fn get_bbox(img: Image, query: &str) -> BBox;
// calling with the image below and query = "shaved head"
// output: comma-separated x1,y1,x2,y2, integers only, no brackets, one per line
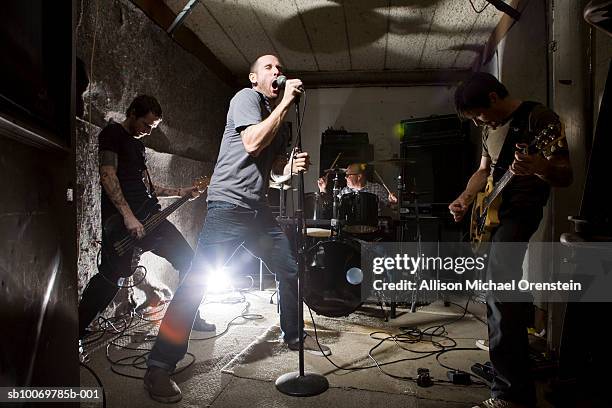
250,54,279,73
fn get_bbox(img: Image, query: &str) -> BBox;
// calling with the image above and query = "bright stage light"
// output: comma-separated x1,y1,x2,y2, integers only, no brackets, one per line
206,267,234,293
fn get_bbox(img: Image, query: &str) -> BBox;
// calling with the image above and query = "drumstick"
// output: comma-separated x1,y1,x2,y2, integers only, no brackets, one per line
329,152,342,170
373,169,392,195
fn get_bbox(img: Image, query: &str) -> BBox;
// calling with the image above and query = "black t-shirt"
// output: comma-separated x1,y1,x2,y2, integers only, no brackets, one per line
482,102,568,212
99,122,157,219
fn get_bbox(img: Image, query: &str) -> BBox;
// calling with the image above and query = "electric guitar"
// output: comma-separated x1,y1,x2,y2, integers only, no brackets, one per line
103,176,209,259
470,124,566,254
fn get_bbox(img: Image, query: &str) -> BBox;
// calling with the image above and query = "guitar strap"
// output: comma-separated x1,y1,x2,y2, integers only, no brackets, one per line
144,169,163,213
145,169,157,199
491,101,540,182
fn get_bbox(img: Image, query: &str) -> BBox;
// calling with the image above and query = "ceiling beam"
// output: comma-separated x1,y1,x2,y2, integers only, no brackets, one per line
286,69,472,88
130,0,237,87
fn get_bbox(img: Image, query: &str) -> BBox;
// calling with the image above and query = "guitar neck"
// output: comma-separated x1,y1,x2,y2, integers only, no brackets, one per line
484,169,514,209
143,194,190,228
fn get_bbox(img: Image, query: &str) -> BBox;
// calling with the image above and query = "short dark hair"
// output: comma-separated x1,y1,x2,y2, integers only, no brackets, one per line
249,57,261,73
454,72,509,118
126,95,162,119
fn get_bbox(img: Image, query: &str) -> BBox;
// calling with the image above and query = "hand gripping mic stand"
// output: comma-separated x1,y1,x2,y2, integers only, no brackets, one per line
275,90,329,397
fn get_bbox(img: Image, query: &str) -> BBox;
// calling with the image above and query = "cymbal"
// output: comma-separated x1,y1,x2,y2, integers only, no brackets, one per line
322,167,347,173
269,182,295,191
372,158,417,165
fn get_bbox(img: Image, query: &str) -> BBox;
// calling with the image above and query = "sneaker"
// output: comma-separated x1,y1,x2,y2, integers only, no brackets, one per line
473,398,528,408
192,315,216,332
287,334,332,356
143,367,182,403
476,339,490,351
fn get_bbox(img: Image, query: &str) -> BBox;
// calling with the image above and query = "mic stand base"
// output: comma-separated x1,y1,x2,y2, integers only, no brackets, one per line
275,371,329,397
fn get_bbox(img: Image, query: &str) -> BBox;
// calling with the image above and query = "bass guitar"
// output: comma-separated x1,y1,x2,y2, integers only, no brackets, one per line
103,176,209,258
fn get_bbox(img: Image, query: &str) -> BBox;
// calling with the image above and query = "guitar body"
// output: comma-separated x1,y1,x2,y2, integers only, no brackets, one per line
468,122,565,255
102,198,160,258
470,176,501,255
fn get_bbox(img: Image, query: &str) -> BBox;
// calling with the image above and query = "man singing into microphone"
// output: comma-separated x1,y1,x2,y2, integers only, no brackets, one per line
143,54,331,403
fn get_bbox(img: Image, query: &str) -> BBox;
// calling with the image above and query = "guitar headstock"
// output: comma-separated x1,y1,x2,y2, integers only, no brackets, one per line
193,176,210,193
532,123,566,156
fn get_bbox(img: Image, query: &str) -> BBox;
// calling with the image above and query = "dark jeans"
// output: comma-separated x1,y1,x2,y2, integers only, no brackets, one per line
486,208,542,406
78,219,193,338
147,201,299,371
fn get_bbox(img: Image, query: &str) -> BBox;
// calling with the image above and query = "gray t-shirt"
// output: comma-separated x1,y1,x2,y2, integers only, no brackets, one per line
207,88,289,208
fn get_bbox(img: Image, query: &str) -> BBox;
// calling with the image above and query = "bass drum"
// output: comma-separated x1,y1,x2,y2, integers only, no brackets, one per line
303,239,362,317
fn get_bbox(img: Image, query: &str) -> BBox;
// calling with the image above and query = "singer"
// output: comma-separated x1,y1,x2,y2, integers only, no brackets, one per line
143,54,331,403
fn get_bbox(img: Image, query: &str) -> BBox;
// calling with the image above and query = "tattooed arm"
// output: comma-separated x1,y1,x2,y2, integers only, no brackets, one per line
151,183,181,197
151,180,199,199
99,150,145,238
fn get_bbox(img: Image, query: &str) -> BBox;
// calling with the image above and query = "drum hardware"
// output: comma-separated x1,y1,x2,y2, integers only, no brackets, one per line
270,181,295,217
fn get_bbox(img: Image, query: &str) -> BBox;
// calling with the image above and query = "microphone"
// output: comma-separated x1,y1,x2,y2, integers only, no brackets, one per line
274,75,304,92
275,75,288,89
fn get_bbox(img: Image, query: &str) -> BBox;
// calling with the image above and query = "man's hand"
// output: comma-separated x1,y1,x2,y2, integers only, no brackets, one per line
317,177,327,193
510,143,547,176
124,213,145,239
388,192,398,204
281,79,304,105
182,186,201,201
291,151,310,174
449,196,470,222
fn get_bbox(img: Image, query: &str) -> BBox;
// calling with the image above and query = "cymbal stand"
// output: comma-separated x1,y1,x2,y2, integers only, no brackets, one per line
279,182,285,217
409,176,422,313
331,170,341,236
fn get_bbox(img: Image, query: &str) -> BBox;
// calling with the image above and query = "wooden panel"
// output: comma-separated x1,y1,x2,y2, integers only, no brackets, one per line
251,1,318,72
294,0,350,71
344,0,388,70
419,0,486,69
385,1,439,70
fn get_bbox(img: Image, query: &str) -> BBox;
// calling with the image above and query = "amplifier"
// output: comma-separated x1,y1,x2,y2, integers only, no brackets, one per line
401,114,465,145
321,127,369,145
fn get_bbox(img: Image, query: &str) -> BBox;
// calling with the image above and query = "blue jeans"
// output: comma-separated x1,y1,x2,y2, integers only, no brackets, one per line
148,201,299,371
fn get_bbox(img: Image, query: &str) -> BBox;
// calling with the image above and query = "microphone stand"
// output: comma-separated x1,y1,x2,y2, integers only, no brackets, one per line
275,93,329,397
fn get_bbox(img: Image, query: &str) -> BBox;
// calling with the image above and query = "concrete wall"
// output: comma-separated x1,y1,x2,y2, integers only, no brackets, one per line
285,86,457,195
75,0,235,299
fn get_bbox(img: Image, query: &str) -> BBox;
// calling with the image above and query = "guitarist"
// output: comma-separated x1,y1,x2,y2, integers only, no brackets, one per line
78,95,215,339
449,73,572,408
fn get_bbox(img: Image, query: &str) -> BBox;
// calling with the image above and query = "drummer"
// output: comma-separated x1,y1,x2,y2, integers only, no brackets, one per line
317,163,398,214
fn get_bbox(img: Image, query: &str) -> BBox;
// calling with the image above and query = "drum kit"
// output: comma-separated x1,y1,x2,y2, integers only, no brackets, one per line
274,155,429,318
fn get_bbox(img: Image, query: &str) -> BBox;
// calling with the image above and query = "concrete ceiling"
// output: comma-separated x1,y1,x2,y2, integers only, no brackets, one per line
160,0,507,86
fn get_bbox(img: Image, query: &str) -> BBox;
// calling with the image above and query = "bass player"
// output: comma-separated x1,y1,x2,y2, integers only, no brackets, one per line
78,95,215,339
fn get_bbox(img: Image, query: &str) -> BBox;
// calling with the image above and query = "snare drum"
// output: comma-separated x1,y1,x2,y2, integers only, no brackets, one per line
339,192,379,234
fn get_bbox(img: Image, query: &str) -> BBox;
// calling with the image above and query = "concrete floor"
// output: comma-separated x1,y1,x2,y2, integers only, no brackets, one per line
79,286,541,408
